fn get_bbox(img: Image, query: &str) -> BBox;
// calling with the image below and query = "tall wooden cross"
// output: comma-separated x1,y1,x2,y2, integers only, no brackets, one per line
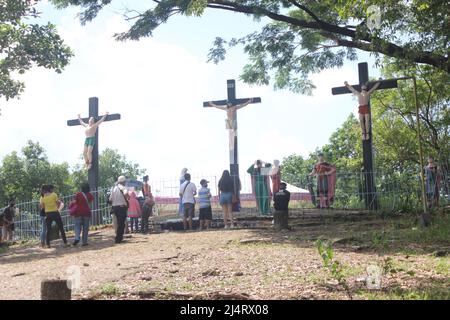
67,97,121,223
331,62,399,210
203,79,261,211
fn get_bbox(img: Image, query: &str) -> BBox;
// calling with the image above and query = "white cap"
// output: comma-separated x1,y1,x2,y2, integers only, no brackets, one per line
117,176,126,183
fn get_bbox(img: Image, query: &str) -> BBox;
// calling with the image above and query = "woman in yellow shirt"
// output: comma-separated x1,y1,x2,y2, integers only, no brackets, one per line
40,185,67,248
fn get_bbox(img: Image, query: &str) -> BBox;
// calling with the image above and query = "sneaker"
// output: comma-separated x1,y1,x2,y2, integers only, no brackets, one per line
72,240,80,246
224,225,229,229
81,243,89,247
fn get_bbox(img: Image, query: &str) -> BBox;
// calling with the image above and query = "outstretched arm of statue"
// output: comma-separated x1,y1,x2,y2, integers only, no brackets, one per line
94,112,109,127
209,101,227,111
368,79,382,94
309,167,317,176
236,98,253,110
344,81,358,94
78,114,87,127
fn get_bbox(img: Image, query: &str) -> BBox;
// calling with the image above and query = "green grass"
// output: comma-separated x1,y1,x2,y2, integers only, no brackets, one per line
359,286,450,300
100,282,120,296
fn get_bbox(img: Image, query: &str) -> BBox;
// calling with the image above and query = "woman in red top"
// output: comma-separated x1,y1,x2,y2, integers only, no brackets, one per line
72,183,94,246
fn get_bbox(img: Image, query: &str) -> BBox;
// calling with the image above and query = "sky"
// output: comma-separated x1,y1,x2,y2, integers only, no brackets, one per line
0,0,381,182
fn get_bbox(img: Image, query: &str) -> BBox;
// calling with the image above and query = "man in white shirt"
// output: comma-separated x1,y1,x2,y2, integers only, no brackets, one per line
179,173,197,231
109,176,129,243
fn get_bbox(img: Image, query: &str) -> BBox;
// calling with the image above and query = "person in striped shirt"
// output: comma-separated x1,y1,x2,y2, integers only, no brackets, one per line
197,179,212,230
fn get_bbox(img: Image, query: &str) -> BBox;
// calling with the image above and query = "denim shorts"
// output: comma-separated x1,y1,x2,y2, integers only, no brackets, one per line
219,192,233,205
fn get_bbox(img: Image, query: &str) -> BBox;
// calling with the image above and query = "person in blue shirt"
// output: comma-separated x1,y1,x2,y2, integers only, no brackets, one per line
198,179,212,230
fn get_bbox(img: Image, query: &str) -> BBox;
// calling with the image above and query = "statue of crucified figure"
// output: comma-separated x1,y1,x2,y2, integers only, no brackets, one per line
344,80,381,140
208,98,254,130
78,112,109,170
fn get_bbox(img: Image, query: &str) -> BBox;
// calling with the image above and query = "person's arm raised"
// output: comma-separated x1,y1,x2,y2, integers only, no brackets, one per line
78,114,87,127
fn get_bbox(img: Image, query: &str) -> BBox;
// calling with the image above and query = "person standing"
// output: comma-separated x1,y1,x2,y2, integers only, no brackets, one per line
141,194,155,234
127,188,141,233
198,179,213,230
424,156,442,209
72,183,94,246
247,160,272,215
309,153,336,209
1,200,17,242
179,173,196,231
178,168,188,216
218,170,235,228
38,185,49,247
109,176,129,244
143,175,151,197
41,185,67,248
269,159,282,194
273,182,291,230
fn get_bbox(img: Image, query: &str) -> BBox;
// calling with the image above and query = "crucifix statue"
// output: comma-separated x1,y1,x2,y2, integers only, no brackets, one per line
344,79,381,140
203,79,261,212
67,97,121,222
332,62,400,210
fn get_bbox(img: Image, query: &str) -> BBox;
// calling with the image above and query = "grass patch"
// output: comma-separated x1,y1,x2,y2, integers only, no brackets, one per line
359,286,450,300
100,282,120,296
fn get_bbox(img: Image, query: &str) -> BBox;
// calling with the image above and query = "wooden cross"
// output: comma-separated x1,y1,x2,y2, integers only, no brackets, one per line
67,97,121,222
203,79,261,211
331,62,399,210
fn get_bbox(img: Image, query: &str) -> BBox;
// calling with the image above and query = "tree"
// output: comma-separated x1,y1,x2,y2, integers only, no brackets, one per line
72,148,146,189
0,0,73,102
51,0,449,94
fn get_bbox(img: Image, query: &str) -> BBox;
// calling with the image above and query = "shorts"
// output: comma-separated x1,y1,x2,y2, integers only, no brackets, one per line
183,203,195,219
219,192,233,205
358,105,370,115
85,136,95,147
199,206,212,220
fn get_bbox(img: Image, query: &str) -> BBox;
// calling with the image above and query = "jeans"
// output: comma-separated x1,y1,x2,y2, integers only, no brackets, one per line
40,216,47,244
74,216,90,245
113,206,128,243
129,217,139,232
45,212,67,246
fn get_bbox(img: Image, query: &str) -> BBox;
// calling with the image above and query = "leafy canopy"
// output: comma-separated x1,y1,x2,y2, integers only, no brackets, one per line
51,0,449,94
0,0,73,102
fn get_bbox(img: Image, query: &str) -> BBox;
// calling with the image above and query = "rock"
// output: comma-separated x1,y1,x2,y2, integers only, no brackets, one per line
233,272,244,277
83,263,89,267
116,263,121,266
433,250,448,257
41,279,71,300
12,273,26,277
140,276,152,281
202,269,220,277
169,269,179,274
239,238,272,244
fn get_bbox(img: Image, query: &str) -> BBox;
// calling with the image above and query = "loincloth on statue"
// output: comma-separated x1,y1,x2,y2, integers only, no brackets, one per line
358,105,370,115
84,136,95,147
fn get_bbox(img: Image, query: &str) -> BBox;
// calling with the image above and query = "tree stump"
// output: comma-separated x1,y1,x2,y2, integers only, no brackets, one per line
41,279,71,300
273,210,289,230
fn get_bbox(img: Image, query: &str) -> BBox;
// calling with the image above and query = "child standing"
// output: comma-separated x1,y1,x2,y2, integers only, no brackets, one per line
127,188,141,233
198,179,213,230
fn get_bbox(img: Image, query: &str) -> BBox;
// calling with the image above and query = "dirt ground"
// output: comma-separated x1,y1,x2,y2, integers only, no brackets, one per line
0,210,449,300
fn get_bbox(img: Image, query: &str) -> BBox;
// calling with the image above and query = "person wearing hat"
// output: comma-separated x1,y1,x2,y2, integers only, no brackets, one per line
198,179,213,230
109,175,130,244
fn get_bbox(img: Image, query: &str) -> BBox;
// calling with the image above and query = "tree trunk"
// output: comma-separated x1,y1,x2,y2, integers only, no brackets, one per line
41,279,71,300
273,210,289,230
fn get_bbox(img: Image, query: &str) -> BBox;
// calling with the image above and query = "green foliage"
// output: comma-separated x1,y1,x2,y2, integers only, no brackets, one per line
315,239,352,299
0,142,145,204
0,0,73,101
51,0,449,94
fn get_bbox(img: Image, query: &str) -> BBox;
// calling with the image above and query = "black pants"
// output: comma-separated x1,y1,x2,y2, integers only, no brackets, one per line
46,212,67,246
141,207,153,233
113,206,128,243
